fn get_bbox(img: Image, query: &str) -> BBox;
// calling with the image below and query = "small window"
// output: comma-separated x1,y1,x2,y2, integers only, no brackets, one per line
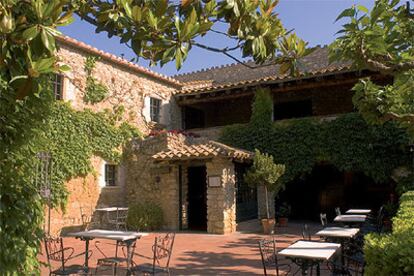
274,99,313,120
51,74,63,100
104,164,117,186
150,97,161,123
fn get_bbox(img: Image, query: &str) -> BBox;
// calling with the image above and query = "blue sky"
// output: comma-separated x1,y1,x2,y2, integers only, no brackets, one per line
60,0,374,76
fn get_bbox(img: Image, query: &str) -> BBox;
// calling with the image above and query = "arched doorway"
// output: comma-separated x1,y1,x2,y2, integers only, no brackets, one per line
276,164,393,221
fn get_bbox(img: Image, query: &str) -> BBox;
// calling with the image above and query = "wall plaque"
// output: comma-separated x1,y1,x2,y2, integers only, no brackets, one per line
208,175,221,187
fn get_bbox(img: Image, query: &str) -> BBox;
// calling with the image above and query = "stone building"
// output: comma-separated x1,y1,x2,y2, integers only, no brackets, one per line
49,36,393,235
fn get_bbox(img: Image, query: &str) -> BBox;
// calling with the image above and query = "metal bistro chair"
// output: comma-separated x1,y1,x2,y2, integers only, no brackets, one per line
258,237,292,276
80,205,96,230
320,213,328,227
107,208,128,231
335,207,341,216
95,240,136,276
44,236,92,276
130,233,176,275
302,224,312,241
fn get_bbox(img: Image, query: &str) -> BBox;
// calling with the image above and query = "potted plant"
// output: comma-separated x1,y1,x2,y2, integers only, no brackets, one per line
244,149,285,234
276,203,291,227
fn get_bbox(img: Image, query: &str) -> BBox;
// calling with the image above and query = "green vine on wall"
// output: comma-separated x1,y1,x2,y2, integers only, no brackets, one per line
220,88,410,188
41,101,142,208
83,56,109,104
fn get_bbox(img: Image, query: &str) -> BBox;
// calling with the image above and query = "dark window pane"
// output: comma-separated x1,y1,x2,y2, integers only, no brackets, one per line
183,106,205,129
105,164,117,186
274,99,313,120
150,97,161,123
51,74,63,100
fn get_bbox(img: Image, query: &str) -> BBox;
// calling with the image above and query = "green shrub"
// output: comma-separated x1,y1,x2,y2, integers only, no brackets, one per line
127,202,163,231
364,191,414,275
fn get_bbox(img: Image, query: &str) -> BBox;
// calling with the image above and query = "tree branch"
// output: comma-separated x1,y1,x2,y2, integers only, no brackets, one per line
360,39,414,74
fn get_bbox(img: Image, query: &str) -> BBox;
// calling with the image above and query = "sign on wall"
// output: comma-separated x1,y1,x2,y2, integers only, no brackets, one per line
208,175,222,187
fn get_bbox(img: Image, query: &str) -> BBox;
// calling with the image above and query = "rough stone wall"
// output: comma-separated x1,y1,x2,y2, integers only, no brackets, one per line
47,41,180,234
57,42,180,132
206,157,237,234
47,157,126,235
125,135,180,230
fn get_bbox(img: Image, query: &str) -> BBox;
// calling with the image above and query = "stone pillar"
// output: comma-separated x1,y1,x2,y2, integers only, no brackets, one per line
206,157,237,234
257,185,275,219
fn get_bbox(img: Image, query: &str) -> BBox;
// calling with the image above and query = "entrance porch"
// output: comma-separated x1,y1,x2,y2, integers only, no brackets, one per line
125,133,261,234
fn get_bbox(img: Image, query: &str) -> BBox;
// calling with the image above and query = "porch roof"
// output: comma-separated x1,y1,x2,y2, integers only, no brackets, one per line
152,141,252,162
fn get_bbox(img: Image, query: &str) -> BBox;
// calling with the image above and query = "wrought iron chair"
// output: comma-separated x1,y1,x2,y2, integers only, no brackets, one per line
95,240,136,276
302,224,312,241
362,206,384,234
320,213,328,227
258,237,292,276
327,253,365,276
107,208,128,230
80,205,96,230
130,233,176,275
43,236,91,276
335,207,341,216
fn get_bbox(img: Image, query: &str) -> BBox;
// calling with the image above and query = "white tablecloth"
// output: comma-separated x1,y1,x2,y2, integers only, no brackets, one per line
278,240,341,261
316,227,360,238
334,214,366,223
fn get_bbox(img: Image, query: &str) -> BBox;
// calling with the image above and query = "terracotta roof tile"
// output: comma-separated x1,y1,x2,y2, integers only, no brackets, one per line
57,35,182,87
153,141,252,161
173,47,352,94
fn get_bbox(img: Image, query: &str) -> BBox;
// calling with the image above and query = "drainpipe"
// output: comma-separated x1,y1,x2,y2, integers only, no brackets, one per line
178,165,183,230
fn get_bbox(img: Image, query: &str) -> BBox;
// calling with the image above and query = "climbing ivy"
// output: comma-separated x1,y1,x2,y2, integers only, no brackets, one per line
41,101,141,208
83,56,109,104
0,76,141,273
220,88,410,187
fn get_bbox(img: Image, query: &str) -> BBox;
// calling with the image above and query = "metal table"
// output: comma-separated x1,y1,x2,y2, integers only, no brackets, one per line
66,229,147,274
345,209,371,214
316,227,360,267
278,240,341,276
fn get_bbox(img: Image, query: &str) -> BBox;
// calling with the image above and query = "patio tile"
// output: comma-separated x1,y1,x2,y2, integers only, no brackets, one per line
39,221,334,275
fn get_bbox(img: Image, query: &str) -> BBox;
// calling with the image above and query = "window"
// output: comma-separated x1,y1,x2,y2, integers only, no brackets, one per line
104,164,117,186
150,97,161,123
51,74,63,100
273,99,313,120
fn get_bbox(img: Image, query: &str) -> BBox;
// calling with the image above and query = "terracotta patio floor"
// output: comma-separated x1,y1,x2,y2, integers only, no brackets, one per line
39,220,335,275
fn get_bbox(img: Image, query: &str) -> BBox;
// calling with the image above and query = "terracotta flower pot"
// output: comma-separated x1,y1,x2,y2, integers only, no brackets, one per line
261,218,276,234
278,217,288,227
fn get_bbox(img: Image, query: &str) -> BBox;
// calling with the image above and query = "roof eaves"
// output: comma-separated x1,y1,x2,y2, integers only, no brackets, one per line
175,65,355,97
57,35,183,87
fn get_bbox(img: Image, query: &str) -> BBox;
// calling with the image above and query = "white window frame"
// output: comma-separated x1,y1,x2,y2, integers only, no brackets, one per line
149,97,162,123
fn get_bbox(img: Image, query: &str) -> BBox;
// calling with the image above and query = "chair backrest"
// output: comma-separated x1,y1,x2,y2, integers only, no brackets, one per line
302,224,311,241
335,207,341,216
80,206,93,225
107,209,118,223
376,206,384,232
258,237,279,276
116,208,128,222
320,213,328,227
44,236,65,270
152,233,175,272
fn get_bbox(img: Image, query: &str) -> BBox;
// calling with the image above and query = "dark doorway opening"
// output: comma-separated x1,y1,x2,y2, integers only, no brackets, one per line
187,166,207,231
235,162,258,222
276,164,392,221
